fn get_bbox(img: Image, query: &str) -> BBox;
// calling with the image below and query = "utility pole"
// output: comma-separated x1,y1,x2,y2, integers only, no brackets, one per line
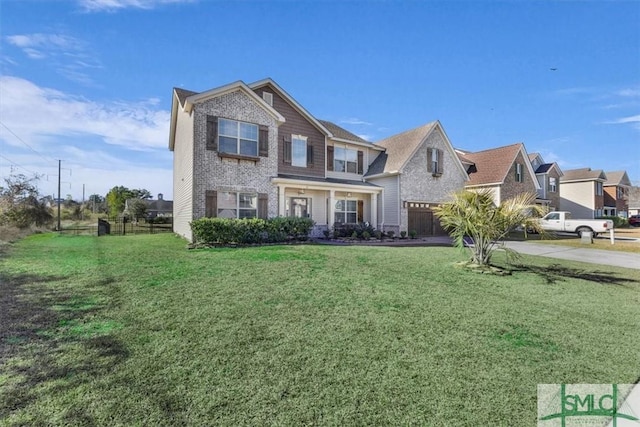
82,184,85,221
57,159,61,231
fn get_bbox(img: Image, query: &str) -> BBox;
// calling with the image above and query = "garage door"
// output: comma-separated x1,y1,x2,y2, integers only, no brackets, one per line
407,204,445,236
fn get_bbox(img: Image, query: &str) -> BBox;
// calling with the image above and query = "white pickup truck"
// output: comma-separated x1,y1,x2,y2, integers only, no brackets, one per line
538,211,614,237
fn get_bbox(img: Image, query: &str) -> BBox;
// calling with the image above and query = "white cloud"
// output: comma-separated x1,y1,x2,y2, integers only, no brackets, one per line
341,117,372,126
4,33,101,85
0,76,170,152
78,0,194,12
616,88,640,98
609,114,640,124
0,76,174,197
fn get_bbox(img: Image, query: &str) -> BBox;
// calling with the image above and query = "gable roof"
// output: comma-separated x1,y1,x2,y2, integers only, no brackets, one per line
463,143,540,189
365,121,468,179
604,170,631,187
248,78,332,137
318,120,382,150
560,168,607,183
169,80,285,151
534,163,554,174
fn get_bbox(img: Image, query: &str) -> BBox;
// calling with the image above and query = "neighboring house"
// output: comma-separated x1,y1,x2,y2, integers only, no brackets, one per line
365,121,469,236
629,186,640,216
603,171,632,218
559,168,607,218
456,143,540,206
169,79,386,241
124,193,173,219
528,153,563,211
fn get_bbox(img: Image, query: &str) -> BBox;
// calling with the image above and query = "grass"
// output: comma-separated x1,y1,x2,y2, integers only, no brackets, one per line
1,233,639,426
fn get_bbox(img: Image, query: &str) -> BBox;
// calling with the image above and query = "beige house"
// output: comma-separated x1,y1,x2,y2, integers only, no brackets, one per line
559,168,607,218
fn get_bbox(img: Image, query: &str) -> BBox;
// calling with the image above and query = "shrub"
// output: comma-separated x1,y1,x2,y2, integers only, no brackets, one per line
362,231,371,240
190,216,314,245
332,222,376,238
374,230,382,240
386,230,395,239
409,230,417,239
351,231,358,239
400,230,407,239
322,229,331,239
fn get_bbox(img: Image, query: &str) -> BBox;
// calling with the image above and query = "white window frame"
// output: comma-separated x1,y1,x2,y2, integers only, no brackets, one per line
334,146,358,174
287,197,311,218
549,177,557,193
431,148,439,173
334,199,357,224
218,118,258,156
217,191,257,219
291,135,307,167
515,163,523,183
595,182,603,196
262,92,273,106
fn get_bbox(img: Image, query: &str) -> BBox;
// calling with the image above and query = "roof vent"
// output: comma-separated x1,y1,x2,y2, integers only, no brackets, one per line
262,92,273,106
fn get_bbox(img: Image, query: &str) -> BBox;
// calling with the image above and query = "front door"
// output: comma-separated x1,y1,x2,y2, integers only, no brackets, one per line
290,197,310,218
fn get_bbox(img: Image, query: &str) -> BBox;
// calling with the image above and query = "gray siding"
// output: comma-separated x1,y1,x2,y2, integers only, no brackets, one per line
367,175,400,231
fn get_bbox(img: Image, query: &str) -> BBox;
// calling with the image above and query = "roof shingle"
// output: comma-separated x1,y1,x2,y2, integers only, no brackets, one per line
462,143,524,186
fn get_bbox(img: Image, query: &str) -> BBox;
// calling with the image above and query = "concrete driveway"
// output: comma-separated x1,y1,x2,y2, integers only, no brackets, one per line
502,241,640,270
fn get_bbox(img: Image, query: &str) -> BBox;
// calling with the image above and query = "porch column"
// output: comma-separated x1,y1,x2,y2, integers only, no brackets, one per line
279,185,286,217
328,189,335,230
370,192,378,230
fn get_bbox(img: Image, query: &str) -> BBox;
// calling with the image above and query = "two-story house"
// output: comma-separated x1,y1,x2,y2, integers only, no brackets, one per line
559,168,607,218
528,153,563,211
169,79,386,241
456,143,540,206
169,78,470,241
603,171,632,218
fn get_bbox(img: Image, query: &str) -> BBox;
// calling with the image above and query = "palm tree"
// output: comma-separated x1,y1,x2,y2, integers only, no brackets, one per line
434,189,547,267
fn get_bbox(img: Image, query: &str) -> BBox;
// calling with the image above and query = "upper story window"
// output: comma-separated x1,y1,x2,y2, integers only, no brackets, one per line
334,146,358,173
549,177,557,193
617,187,626,199
327,145,363,174
206,116,268,159
292,135,307,167
427,148,443,175
595,181,603,196
515,163,523,183
284,134,313,168
218,118,258,157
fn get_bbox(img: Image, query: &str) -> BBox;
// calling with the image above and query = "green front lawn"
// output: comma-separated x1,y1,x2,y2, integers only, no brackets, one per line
1,234,639,426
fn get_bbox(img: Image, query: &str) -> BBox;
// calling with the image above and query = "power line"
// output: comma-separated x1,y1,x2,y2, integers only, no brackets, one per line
0,120,56,163
0,152,38,176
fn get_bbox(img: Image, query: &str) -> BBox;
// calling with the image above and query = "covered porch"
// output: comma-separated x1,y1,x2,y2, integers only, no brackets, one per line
272,175,382,237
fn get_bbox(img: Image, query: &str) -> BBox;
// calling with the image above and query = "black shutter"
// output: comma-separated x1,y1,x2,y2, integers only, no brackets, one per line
437,149,444,174
283,136,292,164
307,144,314,167
357,150,364,175
427,148,433,173
206,116,218,151
205,190,217,217
258,193,268,219
327,146,334,171
259,125,269,157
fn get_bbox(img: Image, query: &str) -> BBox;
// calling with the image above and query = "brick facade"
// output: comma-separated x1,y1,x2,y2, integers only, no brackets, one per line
191,91,279,220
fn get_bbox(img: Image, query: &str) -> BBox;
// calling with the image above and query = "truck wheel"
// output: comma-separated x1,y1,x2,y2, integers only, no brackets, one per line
575,226,592,238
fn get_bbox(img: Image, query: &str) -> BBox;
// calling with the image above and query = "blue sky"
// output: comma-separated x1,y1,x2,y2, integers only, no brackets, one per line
1,0,639,200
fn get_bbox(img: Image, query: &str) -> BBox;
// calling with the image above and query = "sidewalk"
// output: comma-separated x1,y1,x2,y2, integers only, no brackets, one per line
501,241,640,270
